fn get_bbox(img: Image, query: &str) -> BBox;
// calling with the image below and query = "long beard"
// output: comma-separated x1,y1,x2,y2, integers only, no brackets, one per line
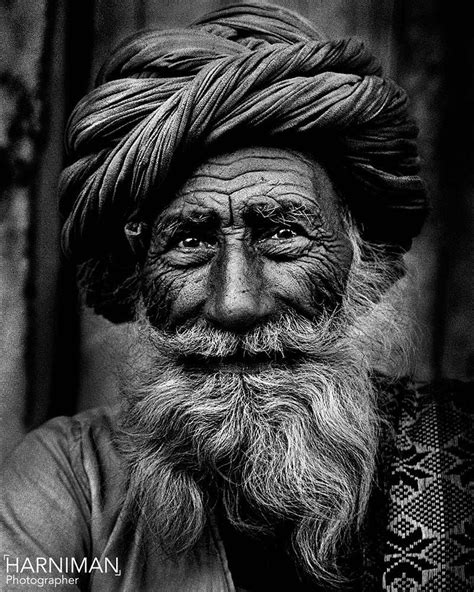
118,239,413,586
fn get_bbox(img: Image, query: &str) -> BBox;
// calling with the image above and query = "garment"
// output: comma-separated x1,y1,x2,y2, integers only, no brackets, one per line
1,378,472,591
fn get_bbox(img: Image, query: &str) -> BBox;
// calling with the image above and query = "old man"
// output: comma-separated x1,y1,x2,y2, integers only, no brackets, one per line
1,2,472,591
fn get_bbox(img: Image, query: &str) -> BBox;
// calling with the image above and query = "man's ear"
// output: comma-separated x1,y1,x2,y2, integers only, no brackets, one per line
124,221,150,260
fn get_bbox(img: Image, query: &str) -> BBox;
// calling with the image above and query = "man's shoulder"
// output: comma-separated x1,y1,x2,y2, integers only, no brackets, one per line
1,405,135,579
379,375,473,457
18,403,119,450
416,376,473,399
381,375,473,416
378,375,473,484
376,378,474,589
51,403,120,430
1,404,123,490
63,403,121,443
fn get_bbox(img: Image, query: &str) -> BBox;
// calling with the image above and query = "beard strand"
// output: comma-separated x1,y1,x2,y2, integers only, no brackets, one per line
118,236,412,586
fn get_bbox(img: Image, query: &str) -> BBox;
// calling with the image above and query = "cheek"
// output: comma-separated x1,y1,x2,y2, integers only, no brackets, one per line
140,260,208,327
141,235,353,326
265,240,353,316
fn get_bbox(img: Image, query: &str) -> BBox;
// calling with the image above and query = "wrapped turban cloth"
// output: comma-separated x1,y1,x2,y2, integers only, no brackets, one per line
59,1,429,322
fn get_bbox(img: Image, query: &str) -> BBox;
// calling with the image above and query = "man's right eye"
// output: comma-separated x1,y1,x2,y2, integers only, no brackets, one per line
173,235,217,250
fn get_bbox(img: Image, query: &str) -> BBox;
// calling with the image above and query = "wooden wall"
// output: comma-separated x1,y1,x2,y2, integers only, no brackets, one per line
1,0,472,462
1,0,49,457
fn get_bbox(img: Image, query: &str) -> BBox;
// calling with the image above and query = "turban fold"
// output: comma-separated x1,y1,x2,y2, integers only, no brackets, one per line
59,1,428,322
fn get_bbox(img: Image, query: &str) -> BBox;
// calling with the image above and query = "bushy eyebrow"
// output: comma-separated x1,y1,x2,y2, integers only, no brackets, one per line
153,200,321,240
154,210,220,238
243,200,321,228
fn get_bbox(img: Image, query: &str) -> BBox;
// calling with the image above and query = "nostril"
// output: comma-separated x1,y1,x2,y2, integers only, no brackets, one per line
205,293,274,333
214,305,257,332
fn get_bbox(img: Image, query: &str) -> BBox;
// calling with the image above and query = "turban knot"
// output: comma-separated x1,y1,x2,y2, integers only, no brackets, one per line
59,1,428,322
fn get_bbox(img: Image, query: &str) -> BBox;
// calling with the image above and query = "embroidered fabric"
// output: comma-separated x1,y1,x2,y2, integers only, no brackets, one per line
1,379,472,590
362,378,474,591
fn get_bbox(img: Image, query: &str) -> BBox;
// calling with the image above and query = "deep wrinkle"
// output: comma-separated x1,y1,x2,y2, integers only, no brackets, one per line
141,147,354,331
153,200,327,255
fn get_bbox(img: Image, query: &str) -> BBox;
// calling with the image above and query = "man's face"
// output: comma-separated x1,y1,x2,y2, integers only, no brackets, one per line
124,146,396,583
141,146,353,338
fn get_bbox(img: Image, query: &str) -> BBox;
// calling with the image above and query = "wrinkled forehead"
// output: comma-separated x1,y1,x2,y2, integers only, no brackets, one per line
156,146,344,227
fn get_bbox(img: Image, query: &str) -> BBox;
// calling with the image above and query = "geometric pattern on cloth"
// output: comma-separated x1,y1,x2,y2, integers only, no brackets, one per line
379,379,474,591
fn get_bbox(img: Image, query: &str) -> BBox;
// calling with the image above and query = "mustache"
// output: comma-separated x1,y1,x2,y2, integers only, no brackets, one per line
137,309,345,363
121,302,382,586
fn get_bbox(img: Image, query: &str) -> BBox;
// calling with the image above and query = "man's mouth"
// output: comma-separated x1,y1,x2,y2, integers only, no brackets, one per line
178,350,301,372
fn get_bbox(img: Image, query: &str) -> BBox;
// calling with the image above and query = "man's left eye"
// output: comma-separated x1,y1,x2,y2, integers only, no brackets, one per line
271,227,298,240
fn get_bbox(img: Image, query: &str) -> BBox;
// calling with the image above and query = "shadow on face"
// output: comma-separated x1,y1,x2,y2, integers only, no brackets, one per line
141,146,354,334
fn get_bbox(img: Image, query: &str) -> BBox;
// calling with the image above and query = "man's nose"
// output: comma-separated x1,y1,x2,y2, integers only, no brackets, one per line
204,244,274,332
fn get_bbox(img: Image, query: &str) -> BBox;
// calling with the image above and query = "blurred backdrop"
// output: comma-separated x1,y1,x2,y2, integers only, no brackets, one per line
1,0,473,462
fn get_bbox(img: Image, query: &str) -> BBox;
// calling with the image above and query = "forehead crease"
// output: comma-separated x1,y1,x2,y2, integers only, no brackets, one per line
180,151,314,188
178,170,314,196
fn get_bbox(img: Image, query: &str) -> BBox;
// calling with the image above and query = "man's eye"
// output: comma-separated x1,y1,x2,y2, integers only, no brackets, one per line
271,227,298,240
177,236,215,249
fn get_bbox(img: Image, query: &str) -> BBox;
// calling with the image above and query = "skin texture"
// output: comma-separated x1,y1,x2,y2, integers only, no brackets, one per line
141,146,354,333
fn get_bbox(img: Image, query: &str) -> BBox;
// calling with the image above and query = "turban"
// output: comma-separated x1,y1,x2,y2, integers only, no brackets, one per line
59,1,429,322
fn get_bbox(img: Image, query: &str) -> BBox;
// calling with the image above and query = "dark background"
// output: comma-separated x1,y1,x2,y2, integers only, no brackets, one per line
1,0,473,462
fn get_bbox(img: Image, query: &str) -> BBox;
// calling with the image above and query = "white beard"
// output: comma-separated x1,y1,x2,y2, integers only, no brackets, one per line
118,236,412,586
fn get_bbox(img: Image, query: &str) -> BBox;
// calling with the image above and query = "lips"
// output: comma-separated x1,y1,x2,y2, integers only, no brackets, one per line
178,349,301,372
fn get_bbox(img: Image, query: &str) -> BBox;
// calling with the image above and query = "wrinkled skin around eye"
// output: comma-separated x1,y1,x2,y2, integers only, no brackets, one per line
140,146,353,332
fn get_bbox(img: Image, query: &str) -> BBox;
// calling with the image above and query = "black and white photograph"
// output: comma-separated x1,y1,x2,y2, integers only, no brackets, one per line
1,1,473,590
